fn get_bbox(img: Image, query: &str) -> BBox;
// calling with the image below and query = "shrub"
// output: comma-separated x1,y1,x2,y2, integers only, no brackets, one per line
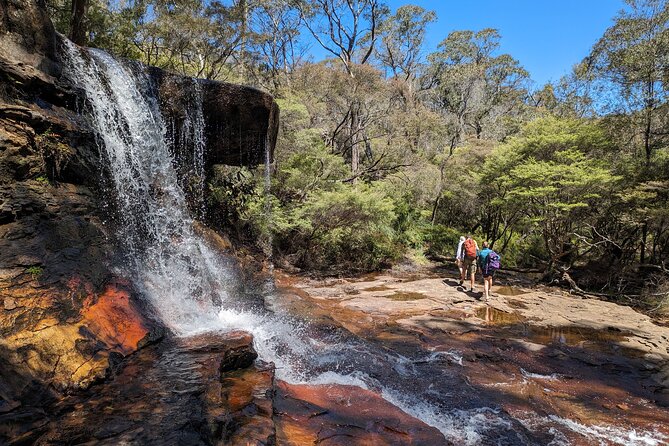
273,184,400,273
423,225,461,258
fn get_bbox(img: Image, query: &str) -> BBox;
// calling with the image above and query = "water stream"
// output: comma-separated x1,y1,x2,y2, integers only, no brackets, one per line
62,42,667,445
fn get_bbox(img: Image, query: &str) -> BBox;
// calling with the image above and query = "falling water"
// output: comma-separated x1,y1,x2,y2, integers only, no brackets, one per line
262,134,274,265
164,79,207,219
191,81,207,219
63,41,233,334
61,41,667,446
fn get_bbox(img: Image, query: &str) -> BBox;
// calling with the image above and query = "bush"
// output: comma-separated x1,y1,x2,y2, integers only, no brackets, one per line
207,165,260,240
272,184,400,273
423,225,461,258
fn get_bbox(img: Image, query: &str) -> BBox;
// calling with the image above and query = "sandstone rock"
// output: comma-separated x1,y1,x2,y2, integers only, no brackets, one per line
3,297,17,310
194,221,233,252
220,341,258,373
152,70,278,168
218,362,275,446
0,280,155,393
80,281,153,356
179,330,259,374
25,333,272,445
274,381,446,445
0,0,57,59
182,330,259,374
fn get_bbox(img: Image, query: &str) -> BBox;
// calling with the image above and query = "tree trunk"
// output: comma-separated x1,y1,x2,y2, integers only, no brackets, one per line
350,102,360,176
643,78,654,162
640,222,648,264
69,0,88,45
238,0,249,80
644,108,652,162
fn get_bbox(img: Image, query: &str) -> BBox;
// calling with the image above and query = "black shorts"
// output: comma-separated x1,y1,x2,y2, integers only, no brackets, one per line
483,270,495,278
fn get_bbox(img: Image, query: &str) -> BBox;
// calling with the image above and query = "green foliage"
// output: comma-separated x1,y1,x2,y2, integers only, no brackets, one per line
26,266,43,279
275,134,349,200
481,117,620,263
272,184,399,273
208,165,260,239
35,128,75,179
422,225,461,257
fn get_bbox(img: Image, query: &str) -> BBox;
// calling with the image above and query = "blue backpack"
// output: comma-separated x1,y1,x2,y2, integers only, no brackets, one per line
486,251,501,272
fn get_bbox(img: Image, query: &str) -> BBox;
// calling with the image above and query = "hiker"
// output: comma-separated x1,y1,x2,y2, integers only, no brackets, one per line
478,241,501,301
455,236,466,284
461,235,479,292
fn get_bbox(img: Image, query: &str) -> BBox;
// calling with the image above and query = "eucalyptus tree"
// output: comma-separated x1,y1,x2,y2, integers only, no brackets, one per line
46,0,115,46
295,0,388,175
588,0,669,162
249,0,304,92
375,5,435,87
139,0,247,80
426,28,529,153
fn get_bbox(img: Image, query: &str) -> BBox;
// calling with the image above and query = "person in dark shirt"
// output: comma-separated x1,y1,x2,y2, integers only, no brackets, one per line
478,241,494,302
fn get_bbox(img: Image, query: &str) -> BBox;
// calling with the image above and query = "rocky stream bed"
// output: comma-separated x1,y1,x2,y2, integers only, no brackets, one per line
2,1,669,444
4,265,669,445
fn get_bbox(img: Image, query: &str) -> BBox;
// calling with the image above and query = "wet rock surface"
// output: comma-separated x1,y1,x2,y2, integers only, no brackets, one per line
6,322,458,446
153,69,279,168
15,331,267,445
275,266,669,444
274,381,445,445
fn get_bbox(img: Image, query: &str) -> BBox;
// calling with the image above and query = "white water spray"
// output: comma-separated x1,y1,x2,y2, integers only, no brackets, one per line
63,42,233,334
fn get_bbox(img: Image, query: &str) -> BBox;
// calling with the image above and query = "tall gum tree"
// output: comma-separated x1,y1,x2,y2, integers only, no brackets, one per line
588,0,669,162
296,0,388,175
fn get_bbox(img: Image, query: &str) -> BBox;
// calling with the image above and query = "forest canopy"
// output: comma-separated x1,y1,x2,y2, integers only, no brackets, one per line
49,0,669,306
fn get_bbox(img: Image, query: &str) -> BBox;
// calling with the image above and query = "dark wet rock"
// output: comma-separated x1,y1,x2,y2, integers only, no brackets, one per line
180,330,259,373
220,336,259,373
27,332,274,445
151,69,279,168
274,381,447,445
218,361,275,445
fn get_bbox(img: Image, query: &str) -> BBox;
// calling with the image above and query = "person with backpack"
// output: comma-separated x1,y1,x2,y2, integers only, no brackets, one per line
478,241,501,301
455,236,466,285
460,235,479,292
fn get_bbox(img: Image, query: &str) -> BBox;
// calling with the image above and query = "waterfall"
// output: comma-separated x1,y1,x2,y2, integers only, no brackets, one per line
61,41,504,441
262,134,274,265
63,41,233,335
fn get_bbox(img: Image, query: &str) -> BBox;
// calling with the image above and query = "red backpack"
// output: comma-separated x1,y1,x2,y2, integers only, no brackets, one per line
463,239,477,259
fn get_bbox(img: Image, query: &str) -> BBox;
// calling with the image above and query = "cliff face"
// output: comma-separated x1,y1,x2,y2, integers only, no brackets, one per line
0,0,278,434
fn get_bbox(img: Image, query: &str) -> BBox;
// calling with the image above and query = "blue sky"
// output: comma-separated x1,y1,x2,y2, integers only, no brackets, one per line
385,0,625,87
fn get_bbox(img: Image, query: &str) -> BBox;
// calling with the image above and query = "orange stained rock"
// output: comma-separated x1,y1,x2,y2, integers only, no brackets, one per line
221,367,273,412
81,282,149,356
274,381,446,445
